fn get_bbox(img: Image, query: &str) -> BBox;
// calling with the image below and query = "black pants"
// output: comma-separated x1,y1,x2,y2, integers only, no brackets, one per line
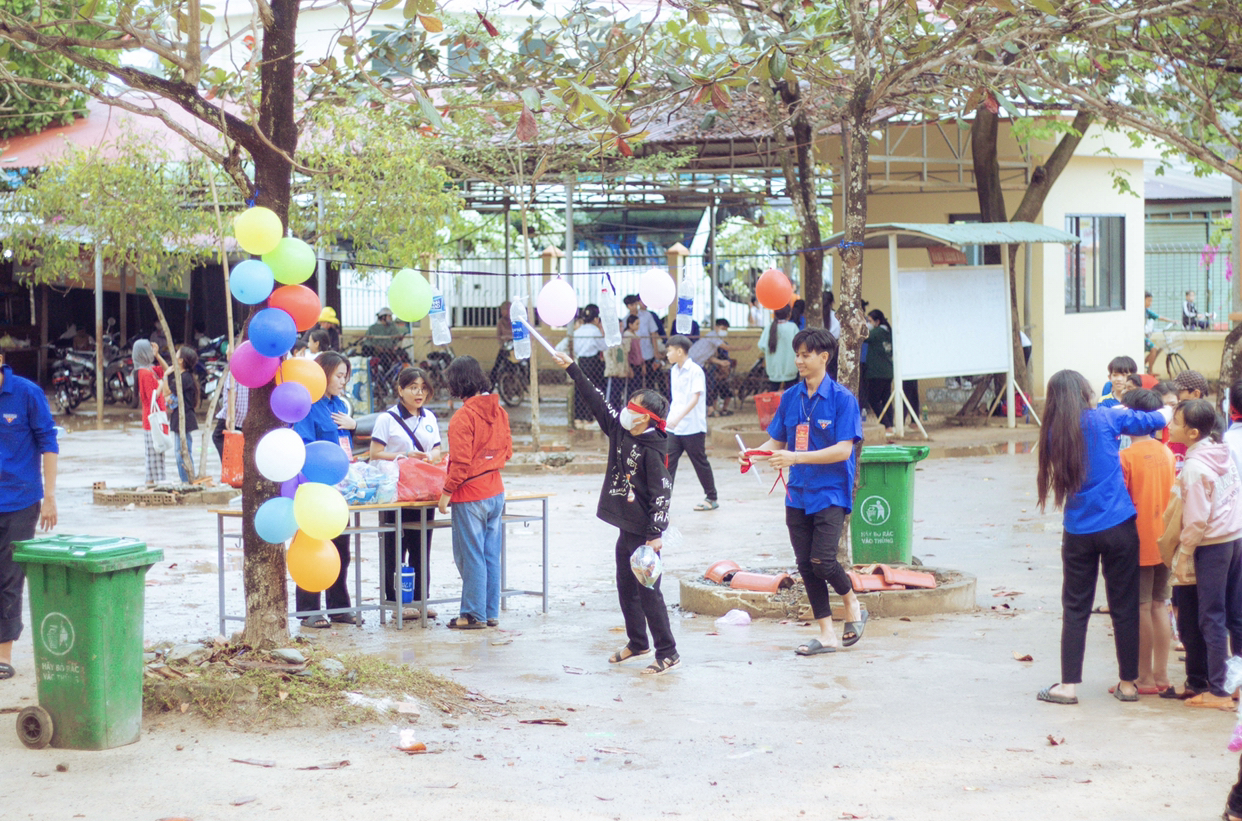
865,377,894,428
211,418,227,460
667,432,717,502
0,503,40,644
575,354,605,420
1060,517,1141,683
379,508,434,604
615,530,676,659
902,380,920,420
1227,754,1242,818
1174,584,1211,693
295,533,351,615
786,505,852,621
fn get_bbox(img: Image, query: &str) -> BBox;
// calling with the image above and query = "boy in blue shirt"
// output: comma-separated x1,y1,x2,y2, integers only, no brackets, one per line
741,328,867,655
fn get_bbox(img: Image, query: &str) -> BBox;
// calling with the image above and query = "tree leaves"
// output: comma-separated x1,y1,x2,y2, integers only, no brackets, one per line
517,104,538,142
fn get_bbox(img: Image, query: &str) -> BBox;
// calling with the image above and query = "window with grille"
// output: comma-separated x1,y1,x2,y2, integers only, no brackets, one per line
1065,215,1125,313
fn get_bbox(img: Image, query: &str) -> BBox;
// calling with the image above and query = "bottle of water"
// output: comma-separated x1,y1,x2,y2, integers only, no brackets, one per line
429,288,452,345
600,276,622,347
510,299,531,360
675,287,693,334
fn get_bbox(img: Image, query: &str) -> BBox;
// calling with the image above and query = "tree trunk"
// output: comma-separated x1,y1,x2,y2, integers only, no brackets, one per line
777,81,825,328
237,0,301,648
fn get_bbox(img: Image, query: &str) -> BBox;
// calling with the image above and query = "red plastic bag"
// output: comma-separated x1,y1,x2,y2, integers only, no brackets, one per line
397,458,447,502
754,392,782,430
221,431,244,488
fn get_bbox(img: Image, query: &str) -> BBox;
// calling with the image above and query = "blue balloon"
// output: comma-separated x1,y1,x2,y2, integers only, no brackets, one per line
229,259,275,305
302,440,350,486
249,307,298,357
254,497,298,544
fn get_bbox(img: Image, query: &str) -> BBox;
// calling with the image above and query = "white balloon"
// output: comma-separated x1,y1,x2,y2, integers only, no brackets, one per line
255,427,306,483
639,267,676,310
536,278,578,327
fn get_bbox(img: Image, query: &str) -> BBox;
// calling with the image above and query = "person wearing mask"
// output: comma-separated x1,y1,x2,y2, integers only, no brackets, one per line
862,309,895,440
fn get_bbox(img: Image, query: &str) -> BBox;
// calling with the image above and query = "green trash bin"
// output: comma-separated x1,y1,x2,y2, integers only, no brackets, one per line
12,535,163,750
851,445,930,565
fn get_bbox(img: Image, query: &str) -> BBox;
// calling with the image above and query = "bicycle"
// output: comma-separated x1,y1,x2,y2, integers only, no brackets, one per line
1156,322,1189,378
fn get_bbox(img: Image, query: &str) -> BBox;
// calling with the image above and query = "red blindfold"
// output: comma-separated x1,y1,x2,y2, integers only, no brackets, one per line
626,401,666,431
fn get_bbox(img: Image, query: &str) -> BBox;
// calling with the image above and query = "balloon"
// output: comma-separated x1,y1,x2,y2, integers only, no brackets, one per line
269,285,322,332
233,206,284,255
755,268,794,311
254,497,299,544
287,531,341,593
229,340,281,388
387,268,433,322
536,278,578,327
263,237,316,285
254,427,306,483
275,357,327,402
270,381,312,423
293,481,349,540
249,307,298,358
303,440,350,486
280,472,307,499
229,259,275,305
639,267,676,310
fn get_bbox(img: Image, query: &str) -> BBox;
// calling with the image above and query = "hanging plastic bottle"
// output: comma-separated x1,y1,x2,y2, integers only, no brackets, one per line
675,284,694,334
429,287,452,345
510,299,531,360
600,275,622,347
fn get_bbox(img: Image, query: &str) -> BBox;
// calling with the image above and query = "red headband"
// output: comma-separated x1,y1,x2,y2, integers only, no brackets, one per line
626,401,666,431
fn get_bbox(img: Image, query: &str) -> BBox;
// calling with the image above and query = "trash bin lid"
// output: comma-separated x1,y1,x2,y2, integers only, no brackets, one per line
859,445,930,464
12,535,161,573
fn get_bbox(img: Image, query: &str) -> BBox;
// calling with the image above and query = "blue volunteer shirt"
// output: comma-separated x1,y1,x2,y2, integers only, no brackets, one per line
1064,406,1168,535
0,365,58,513
293,395,354,447
766,376,863,514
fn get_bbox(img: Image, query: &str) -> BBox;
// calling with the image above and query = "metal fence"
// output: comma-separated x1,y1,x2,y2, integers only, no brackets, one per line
1145,243,1233,329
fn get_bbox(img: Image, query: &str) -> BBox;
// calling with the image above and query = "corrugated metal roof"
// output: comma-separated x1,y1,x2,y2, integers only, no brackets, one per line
823,221,1081,249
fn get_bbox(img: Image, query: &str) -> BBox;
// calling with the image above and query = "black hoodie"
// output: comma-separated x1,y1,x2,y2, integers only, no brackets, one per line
567,363,670,539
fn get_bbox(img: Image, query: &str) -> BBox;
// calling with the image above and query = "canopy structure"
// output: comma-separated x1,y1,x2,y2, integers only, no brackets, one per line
830,222,1079,438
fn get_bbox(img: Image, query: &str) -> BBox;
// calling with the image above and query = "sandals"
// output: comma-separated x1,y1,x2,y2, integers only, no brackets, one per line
486,618,498,627
300,616,331,629
609,646,652,664
1036,683,1078,705
1186,692,1234,709
1112,682,1139,702
447,614,485,630
0,661,14,680
694,499,719,512
330,613,358,625
795,639,837,656
642,654,681,676
842,609,869,647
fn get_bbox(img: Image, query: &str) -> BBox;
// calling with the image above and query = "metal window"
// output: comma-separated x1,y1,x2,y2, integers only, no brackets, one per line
1065,215,1125,313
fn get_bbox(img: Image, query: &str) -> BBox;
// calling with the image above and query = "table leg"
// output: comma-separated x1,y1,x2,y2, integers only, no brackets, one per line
217,512,226,636
353,510,363,628
419,506,429,629
541,497,549,613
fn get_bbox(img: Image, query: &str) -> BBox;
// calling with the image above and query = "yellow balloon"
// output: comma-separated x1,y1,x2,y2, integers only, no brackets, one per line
287,531,340,593
293,481,349,540
234,206,284,255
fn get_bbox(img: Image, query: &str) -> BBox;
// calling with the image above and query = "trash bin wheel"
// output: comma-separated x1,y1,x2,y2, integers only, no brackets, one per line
17,705,53,749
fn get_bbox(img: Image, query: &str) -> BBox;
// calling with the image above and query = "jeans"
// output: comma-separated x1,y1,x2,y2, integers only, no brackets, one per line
1193,539,1242,696
172,432,195,484
1060,517,1141,684
614,529,677,659
450,493,504,621
786,505,852,620
667,432,717,502
0,503,40,644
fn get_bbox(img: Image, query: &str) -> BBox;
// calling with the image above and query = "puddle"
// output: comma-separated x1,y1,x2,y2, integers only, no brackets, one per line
925,441,1034,459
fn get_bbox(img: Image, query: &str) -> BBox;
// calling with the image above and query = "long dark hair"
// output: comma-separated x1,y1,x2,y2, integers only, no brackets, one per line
867,309,891,331
768,306,791,354
1177,398,1223,443
445,355,491,399
1036,369,1093,511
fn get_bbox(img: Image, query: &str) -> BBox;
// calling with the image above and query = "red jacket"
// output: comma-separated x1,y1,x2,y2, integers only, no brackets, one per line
445,393,512,503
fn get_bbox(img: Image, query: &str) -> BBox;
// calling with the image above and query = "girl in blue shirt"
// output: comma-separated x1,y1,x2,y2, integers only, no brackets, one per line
1035,369,1171,706
292,352,358,628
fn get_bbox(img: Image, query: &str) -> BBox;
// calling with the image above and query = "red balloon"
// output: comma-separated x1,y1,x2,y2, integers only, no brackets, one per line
755,268,793,311
268,284,322,332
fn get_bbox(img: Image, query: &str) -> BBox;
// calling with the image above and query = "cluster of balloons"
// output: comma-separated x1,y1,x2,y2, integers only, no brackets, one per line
228,206,349,593
755,267,794,311
532,267,682,328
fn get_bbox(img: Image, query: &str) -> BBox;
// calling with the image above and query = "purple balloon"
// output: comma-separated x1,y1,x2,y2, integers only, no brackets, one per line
303,440,350,485
270,381,312,423
279,472,307,499
229,341,280,388
249,307,298,358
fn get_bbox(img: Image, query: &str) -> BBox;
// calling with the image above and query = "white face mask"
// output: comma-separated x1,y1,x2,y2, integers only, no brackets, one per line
618,408,640,430
716,329,728,337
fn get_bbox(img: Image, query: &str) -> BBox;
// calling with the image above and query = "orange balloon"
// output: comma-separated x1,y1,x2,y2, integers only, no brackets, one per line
276,357,327,402
287,530,341,593
755,268,794,311
269,285,322,332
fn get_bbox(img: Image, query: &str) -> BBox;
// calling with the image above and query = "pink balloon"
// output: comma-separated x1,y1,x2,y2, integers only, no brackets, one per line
536,278,578,327
229,340,281,388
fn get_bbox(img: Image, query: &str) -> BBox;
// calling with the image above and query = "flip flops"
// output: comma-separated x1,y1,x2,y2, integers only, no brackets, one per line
609,646,652,664
1037,683,1078,705
0,661,14,680
447,615,485,630
300,616,331,629
694,499,719,511
1186,692,1234,709
795,639,837,656
842,609,869,647
1112,682,1139,702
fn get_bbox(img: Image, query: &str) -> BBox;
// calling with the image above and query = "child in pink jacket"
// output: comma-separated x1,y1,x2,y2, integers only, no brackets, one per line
1169,399,1242,707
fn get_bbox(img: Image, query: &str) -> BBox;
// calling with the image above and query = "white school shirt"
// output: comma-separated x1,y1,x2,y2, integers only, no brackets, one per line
669,359,708,436
636,310,659,360
370,405,441,456
573,323,607,358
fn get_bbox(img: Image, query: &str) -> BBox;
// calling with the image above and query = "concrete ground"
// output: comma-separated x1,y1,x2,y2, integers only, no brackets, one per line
1,407,1236,820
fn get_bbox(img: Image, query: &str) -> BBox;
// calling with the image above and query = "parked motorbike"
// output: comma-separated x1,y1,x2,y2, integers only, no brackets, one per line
491,341,528,408
49,346,97,414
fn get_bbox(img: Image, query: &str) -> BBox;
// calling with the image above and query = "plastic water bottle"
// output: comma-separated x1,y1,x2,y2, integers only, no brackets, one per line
429,288,451,345
600,276,622,347
675,287,693,334
510,299,531,360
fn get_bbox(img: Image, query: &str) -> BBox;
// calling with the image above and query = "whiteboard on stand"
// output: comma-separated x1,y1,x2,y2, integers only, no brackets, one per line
893,265,1010,380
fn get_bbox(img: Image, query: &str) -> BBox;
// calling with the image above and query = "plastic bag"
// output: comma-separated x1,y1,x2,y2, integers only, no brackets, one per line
714,608,752,626
397,458,447,502
662,525,684,552
629,544,663,589
337,462,377,505
373,460,399,504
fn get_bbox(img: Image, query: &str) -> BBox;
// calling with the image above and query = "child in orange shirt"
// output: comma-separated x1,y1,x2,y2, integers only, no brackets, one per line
1120,388,1177,695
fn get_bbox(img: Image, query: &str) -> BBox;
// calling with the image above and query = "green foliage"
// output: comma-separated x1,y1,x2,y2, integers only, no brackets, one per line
716,208,831,259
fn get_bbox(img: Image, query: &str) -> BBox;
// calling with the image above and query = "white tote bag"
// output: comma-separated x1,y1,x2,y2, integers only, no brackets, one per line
147,389,173,454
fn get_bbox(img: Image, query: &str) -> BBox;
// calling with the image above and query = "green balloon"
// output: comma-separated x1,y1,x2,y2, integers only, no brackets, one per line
263,237,317,285
388,268,433,322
